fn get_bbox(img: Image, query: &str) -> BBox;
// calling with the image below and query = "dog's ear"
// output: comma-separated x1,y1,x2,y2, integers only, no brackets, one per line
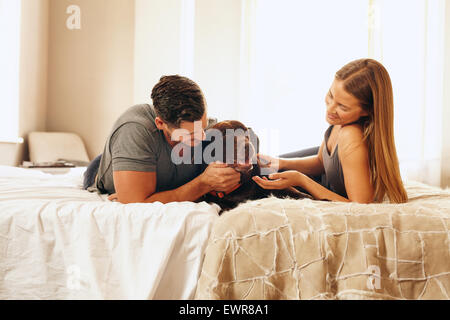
206,117,218,130
196,132,213,173
247,127,260,154
204,127,215,142
202,128,219,164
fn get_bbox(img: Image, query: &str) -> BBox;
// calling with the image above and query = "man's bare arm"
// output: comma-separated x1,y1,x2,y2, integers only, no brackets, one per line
258,142,325,176
112,162,241,204
142,175,212,204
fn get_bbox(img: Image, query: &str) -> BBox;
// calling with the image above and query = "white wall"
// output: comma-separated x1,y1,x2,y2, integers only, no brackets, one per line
193,0,241,122
18,0,49,163
41,0,241,160
134,0,182,104
134,0,242,122
47,0,135,160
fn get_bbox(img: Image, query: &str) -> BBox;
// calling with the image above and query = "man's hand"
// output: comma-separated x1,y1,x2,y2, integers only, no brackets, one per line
200,162,241,192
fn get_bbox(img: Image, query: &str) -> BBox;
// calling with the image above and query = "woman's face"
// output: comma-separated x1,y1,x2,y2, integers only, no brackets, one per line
325,79,368,126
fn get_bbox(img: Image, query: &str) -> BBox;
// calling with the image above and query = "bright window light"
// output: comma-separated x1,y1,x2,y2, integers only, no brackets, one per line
239,0,369,155
370,0,446,186
180,0,196,78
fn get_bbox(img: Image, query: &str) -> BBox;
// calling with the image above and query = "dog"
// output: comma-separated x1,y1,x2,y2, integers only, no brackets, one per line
198,120,312,213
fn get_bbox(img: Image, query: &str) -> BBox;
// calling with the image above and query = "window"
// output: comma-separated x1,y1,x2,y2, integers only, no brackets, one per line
239,0,447,186
239,0,369,155
372,0,446,186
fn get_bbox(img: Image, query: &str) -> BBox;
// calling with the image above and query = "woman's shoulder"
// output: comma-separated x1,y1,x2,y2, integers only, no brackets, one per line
338,123,365,141
337,123,367,154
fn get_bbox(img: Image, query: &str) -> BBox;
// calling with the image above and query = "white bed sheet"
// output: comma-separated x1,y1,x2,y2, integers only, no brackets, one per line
0,166,220,299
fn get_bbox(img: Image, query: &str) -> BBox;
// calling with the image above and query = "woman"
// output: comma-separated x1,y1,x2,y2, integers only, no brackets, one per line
253,58,408,204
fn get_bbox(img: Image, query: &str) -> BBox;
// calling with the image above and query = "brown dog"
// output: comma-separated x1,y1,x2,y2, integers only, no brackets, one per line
198,120,312,213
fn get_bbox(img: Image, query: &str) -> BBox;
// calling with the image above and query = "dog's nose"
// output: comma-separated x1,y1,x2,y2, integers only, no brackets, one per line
233,163,253,173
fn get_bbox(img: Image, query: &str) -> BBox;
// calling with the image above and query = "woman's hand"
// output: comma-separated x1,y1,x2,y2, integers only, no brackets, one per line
257,153,284,174
257,153,279,168
252,170,304,190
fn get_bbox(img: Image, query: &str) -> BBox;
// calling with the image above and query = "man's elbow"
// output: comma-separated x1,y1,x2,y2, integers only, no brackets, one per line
116,193,155,204
117,198,143,204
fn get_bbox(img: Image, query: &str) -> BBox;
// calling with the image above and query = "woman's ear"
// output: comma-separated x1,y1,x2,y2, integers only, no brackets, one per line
155,117,165,130
360,109,369,117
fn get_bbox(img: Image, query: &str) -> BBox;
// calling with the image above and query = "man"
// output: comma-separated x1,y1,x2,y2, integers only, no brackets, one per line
85,75,241,204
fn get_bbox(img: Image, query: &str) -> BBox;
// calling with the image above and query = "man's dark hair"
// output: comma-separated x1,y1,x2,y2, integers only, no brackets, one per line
151,75,205,128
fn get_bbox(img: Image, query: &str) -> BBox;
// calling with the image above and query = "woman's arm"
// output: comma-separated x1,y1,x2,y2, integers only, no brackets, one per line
337,124,374,203
253,125,374,203
258,141,325,176
283,141,325,176
299,124,374,203
253,171,350,202
109,162,241,204
298,174,350,202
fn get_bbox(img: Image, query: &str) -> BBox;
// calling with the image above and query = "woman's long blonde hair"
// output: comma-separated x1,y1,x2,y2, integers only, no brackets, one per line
335,59,408,203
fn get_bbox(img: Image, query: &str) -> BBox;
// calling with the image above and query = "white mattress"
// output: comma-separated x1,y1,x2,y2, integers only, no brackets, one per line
0,166,220,299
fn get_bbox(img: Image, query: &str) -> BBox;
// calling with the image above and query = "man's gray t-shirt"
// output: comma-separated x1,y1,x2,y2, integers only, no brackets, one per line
95,104,200,194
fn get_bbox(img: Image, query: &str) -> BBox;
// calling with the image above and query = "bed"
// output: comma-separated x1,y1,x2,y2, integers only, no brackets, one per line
0,165,220,299
195,181,450,300
1,165,449,300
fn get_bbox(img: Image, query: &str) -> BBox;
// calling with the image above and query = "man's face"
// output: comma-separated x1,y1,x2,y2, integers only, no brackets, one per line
164,113,208,147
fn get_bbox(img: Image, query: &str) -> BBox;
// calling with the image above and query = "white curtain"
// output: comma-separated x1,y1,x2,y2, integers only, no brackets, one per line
239,0,447,187
0,0,21,141
369,0,446,187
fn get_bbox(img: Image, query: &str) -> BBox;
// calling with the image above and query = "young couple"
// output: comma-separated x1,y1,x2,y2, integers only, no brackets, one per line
83,58,408,205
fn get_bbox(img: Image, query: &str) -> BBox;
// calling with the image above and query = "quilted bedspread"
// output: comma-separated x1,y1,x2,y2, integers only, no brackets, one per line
195,181,450,300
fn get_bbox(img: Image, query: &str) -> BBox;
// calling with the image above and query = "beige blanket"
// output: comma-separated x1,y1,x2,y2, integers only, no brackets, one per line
195,181,450,300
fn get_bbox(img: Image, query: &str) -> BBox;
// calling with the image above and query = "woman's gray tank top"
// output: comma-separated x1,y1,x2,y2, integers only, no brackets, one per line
321,126,348,198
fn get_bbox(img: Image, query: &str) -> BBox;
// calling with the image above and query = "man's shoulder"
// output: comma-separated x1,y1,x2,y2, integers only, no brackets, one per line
127,103,155,114
114,104,158,133
108,104,164,150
